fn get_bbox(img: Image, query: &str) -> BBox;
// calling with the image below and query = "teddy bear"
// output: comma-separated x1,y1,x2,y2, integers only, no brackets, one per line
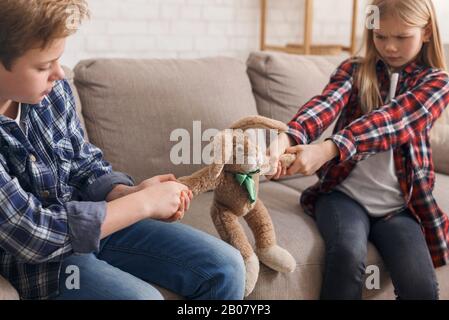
178,115,297,297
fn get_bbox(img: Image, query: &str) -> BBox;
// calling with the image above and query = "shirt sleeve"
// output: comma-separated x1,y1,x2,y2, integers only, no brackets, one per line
329,69,449,162
287,58,356,145
0,162,107,264
61,80,134,201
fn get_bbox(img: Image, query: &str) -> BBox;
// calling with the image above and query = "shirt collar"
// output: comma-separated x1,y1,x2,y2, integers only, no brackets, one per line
0,96,49,125
15,102,22,122
376,57,425,77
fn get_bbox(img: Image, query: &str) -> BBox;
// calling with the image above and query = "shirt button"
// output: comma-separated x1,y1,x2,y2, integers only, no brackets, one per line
41,190,50,198
29,154,37,162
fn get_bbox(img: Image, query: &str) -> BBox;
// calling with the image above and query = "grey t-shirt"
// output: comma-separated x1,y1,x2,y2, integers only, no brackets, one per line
335,71,405,217
335,149,406,217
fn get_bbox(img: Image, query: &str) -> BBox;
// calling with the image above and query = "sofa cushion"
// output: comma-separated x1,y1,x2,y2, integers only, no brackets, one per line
171,174,449,300
430,108,449,175
178,180,394,299
0,275,19,300
247,51,449,174
433,173,449,214
74,58,259,183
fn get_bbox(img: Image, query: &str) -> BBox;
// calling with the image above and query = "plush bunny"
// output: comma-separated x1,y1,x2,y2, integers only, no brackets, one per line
178,115,296,296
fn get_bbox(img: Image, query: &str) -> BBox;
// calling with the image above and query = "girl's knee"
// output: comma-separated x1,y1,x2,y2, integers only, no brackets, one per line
327,241,367,275
395,274,439,300
332,240,366,263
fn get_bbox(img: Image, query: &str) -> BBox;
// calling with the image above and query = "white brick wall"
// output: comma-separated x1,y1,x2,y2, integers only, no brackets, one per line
61,0,449,68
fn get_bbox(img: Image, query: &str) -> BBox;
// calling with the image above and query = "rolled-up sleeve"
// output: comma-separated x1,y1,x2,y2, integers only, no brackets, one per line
0,165,107,263
83,172,134,202
65,201,107,253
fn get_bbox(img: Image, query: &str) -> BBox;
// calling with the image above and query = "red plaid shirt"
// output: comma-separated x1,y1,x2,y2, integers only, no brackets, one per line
287,58,449,268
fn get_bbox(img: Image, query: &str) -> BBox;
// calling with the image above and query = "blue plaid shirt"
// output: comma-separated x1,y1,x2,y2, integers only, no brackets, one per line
0,79,133,299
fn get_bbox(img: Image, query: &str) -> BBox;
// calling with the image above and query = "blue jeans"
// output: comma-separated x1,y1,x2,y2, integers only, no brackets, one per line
315,190,439,300
53,219,245,300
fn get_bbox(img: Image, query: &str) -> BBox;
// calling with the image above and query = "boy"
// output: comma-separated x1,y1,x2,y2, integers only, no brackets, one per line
0,0,245,300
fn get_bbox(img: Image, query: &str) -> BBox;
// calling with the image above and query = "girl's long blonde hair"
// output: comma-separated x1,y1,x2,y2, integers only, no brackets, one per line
357,0,447,113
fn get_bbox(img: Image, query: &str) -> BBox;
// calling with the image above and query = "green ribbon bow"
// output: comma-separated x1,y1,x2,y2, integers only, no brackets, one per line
234,169,260,204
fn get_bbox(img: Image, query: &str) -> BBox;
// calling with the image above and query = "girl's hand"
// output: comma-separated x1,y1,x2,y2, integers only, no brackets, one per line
266,132,294,180
285,140,339,176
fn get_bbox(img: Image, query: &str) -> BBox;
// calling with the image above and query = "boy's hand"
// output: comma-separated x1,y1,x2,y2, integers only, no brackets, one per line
160,189,192,223
140,181,193,222
106,174,181,202
285,140,339,176
140,174,193,222
136,174,178,190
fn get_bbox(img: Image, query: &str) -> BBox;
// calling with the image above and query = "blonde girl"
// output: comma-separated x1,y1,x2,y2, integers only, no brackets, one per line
268,0,449,299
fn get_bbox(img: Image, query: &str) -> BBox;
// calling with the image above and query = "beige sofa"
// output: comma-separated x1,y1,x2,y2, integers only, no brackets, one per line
1,51,449,300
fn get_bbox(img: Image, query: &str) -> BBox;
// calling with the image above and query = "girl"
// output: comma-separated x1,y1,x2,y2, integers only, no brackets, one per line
268,0,449,300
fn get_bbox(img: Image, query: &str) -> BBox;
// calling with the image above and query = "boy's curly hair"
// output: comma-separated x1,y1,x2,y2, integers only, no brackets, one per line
0,0,89,70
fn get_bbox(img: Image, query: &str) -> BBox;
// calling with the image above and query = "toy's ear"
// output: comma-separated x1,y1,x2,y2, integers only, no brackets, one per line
209,130,234,179
230,115,289,132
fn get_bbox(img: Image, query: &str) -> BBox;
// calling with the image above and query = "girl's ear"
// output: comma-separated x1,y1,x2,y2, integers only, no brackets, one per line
423,23,432,42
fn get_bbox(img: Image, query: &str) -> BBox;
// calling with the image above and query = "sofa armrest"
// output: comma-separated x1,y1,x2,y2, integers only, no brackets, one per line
0,275,19,300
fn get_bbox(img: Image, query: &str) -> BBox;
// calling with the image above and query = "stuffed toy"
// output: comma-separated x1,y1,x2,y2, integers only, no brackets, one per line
178,115,297,296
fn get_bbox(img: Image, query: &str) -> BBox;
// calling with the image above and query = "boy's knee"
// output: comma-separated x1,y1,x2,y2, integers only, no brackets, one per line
223,247,246,282
120,285,164,300
211,246,246,300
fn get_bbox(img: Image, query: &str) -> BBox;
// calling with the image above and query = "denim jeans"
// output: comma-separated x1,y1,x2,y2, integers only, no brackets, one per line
315,190,439,300
53,219,245,300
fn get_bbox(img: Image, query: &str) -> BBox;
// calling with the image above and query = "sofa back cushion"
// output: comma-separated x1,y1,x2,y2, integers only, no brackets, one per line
247,52,344,143
74,57,258,183
247,51,449,174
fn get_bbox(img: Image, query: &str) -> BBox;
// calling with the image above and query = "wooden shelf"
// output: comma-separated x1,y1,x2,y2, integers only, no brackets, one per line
260,0,359,56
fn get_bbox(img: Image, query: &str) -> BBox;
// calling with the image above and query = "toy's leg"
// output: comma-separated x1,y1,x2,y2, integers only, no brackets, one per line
244,200,296,273
211,203,259,297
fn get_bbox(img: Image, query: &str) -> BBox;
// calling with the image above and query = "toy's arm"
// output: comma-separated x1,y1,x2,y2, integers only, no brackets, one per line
178,166,222,197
